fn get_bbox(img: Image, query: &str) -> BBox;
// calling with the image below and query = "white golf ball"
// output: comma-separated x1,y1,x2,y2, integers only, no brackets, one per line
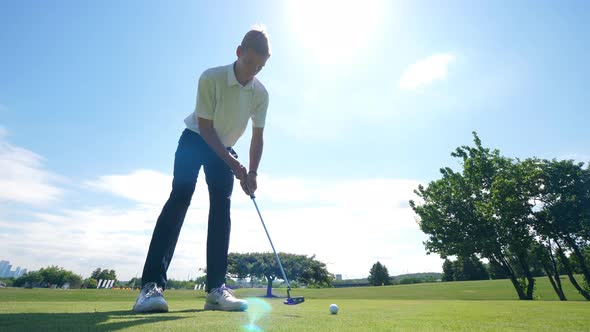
329,304,339,315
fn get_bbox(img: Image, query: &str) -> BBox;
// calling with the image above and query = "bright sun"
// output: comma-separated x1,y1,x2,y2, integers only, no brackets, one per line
286,0,386,64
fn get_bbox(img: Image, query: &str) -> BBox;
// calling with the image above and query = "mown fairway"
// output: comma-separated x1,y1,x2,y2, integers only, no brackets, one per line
1,278,589,331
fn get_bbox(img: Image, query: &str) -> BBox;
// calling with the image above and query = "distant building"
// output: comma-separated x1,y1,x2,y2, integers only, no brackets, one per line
0,261,11,277
0,260,28,278
335,274,343,281
16,268,27,278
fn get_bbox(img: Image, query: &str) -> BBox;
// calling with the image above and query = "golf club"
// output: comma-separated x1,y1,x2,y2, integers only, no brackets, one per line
245,183,305,305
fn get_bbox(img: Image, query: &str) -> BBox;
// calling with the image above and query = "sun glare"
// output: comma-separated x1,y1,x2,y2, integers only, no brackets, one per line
286,0,386,64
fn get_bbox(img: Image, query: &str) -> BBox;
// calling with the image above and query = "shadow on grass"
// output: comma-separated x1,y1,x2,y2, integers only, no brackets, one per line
0,309,206,332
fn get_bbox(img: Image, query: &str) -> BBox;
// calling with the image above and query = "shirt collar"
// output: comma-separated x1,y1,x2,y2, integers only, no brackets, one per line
227,62,254,90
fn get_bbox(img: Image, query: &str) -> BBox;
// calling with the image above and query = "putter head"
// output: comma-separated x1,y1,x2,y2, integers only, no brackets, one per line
284,296,305,305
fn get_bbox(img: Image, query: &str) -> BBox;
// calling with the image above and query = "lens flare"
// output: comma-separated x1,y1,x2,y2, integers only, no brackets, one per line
242,297,272,332
242,323,264,332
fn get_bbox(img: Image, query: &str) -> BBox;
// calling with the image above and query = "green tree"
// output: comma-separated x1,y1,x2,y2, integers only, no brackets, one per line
451,260,462,281
0,277,15,287
441,259,454,282
368,261,392,286
91,268,117,282
410,132,539,300
227,252,331,297
14,271,43,287
84,278,98,289
455,256,489,281
63,271,83,288
570,246,590,274
532,240,566,300
488,157,541,298
167,279,197,289
442,256,488,282
533,159,590,300
39,266,68,286
486,261,509,280
398,277,421,285
15,266,82,288
91,268,102,279
298,259,333,287
127,277,141,289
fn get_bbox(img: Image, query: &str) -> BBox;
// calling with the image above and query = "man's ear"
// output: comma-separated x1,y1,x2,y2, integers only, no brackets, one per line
236,45,242,58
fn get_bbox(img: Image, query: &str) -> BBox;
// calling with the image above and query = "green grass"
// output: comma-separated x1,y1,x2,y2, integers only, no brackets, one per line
257,277,589,301
1,278,589,331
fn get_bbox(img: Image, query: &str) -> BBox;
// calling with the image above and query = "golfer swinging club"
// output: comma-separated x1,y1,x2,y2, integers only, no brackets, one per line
133,28,271,313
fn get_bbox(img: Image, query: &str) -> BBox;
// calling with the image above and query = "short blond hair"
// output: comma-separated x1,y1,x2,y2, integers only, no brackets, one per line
241,26,271,57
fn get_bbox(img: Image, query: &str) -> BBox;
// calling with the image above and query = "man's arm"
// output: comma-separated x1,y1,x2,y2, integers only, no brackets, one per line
198,117,247,180
244,127,264,194
249,127,264,175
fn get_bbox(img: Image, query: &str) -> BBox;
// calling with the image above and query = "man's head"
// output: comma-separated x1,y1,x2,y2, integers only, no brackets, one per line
235,28,271,84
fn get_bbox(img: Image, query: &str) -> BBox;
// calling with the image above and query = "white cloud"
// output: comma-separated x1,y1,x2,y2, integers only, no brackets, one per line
0,137,441,280
85,169,174,206
398,53,455,90
0,205,202,280
0,136,64,205
229,203,436,279
85,169,213,210
2,168,440,280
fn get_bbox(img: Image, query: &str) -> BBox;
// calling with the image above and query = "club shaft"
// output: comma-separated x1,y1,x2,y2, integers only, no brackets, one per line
250,196,291,290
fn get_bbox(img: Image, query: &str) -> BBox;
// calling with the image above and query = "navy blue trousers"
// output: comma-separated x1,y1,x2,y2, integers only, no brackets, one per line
141,129,235,292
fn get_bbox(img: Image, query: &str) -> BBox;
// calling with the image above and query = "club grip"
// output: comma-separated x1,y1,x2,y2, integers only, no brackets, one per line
245,182,255,199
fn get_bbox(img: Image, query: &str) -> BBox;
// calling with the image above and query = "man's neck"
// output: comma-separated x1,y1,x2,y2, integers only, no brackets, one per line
233,62,251,86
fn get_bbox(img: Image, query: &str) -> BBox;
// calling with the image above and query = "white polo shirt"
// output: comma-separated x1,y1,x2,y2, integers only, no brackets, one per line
184,63,269,147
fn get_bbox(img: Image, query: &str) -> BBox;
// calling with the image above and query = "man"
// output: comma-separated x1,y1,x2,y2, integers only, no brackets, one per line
133,28,271,313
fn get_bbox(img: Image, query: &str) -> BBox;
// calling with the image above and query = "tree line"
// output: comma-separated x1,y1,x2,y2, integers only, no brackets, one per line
366,262,442,285
12,266,119,289
7,252,334,292
410,132,590,300
13,266,83,288
442,256,489,281
227,252,333,297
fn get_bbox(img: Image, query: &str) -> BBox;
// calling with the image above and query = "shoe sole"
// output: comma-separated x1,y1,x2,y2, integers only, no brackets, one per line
204,302,248,311
133,307,169,313
133,303,169,313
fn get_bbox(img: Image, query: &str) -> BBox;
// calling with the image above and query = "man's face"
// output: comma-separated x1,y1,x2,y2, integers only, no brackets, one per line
236,46,269,82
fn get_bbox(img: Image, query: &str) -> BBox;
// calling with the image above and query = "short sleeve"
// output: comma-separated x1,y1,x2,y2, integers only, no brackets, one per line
251,90,269,128
195,72,216,120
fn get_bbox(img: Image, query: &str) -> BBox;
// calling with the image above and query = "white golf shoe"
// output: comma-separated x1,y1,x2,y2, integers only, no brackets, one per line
204,284,248,311
132,282,169,313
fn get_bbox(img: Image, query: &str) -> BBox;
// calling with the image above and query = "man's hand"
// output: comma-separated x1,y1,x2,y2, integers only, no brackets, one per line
198,118,249,180
228,158,248,181
240,172,257,196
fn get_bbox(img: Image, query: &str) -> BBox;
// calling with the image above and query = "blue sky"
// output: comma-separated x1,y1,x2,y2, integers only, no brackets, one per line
1,0,589,280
